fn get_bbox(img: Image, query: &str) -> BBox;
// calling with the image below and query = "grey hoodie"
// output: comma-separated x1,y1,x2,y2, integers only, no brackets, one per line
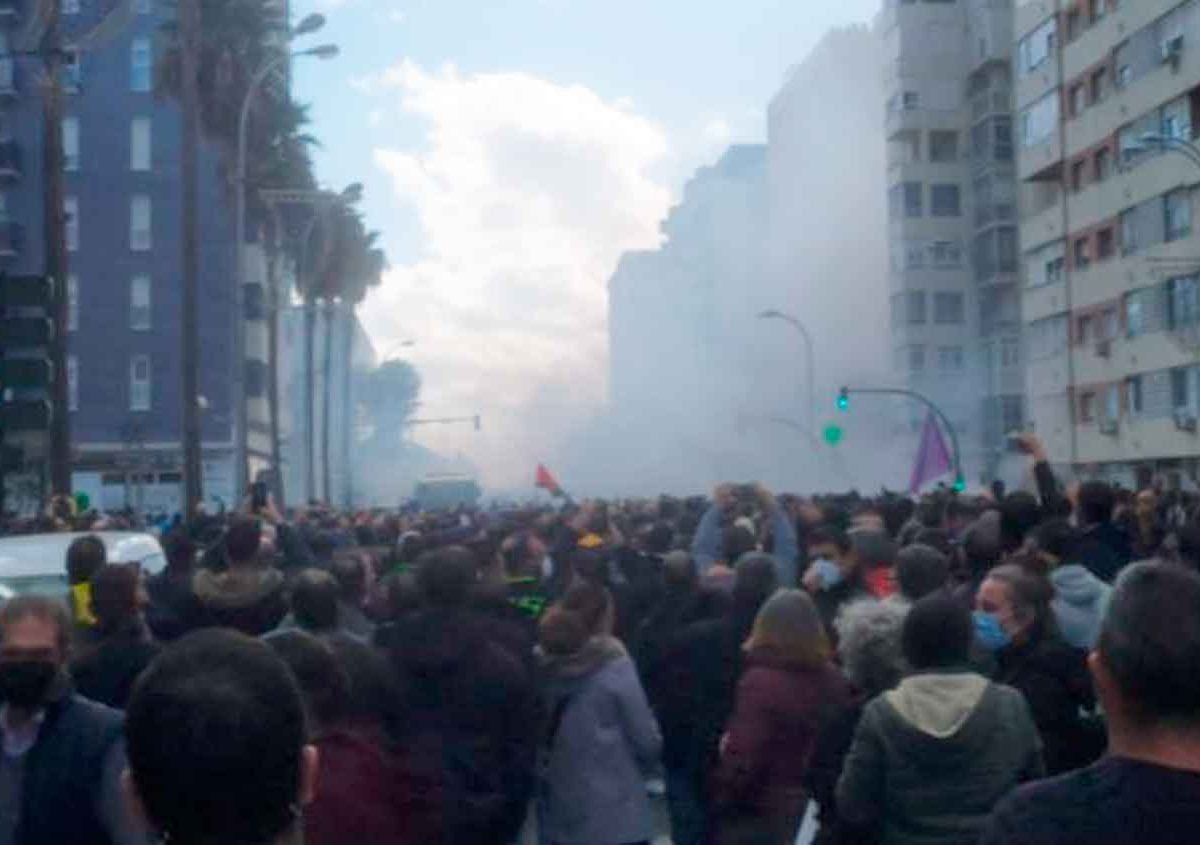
837,672,1044,845
1051,564,1112,650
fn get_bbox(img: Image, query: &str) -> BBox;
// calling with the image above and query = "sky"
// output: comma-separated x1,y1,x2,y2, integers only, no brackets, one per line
289,0,882,490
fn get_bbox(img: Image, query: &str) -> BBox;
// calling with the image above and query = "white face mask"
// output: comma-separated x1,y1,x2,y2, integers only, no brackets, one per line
810,558,844,590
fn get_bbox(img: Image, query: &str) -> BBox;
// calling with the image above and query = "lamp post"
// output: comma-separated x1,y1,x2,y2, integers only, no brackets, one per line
840,385,965,491
381,339,416,361
232,17,337,504
1137,133,1200,169
758,309,817,429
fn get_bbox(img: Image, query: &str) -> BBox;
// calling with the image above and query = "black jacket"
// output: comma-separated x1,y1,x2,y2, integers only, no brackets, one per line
15,693,123,845
1074,523,1133,583
994,633,1102,775
382,609,538,845
189,567,287,636
71,628,161,710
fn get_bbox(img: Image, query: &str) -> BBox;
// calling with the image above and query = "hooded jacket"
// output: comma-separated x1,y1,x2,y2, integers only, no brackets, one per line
836,672,1044,845
1050,564,1112,650
190,566,287,636
539,635,661,845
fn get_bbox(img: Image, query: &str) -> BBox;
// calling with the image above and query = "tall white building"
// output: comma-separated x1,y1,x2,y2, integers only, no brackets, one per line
881,0,1022,481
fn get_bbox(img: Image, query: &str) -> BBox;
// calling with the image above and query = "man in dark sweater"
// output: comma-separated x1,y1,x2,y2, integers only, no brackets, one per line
982,562,1200,844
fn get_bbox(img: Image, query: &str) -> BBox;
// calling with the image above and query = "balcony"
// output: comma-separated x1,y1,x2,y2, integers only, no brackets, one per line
0,221,22,257
0,140,19,181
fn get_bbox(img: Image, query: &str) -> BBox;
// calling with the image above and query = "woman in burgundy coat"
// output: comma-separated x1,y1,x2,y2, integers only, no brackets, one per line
714,589,855,845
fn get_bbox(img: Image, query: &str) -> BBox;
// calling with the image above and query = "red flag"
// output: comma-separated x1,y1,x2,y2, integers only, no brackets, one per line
909,411,953,494
535,464,564,497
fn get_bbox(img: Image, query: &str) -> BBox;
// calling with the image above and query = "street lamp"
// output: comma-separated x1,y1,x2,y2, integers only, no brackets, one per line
232,35,338,500
758,309,817,430
1137,133,1200,169
382,339,416,360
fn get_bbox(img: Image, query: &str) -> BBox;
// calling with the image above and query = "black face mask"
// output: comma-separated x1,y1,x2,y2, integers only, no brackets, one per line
0,660,59,710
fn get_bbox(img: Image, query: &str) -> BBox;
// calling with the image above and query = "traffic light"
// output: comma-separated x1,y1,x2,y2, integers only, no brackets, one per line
822,424,844,446
953,474,967,493
836,387,850,411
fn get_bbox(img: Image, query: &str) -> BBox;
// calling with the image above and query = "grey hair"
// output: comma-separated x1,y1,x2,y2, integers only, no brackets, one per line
835,598,910,697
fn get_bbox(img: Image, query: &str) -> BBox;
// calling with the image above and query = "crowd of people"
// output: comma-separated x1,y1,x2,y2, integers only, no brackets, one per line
2,432,1200,844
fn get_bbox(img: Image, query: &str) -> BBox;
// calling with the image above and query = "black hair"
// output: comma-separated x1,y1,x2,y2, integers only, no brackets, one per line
90,564,142,633
912,527,953,556
415,546,477,608
66,534,106,585
1031,519,1079,562
722,524,757,563
225,516,262,564
999,492,1041,552
902,594,972,670
1099,562,1200,727
125,630,307,845
895,544,949,602
732,552,779,616
986,563,1057,641
290,569,340,632
1078,480,1116,526
1176,522,1200,571
265,630,348,732
643,521,674,555
330,553,370,601
805,526,852,555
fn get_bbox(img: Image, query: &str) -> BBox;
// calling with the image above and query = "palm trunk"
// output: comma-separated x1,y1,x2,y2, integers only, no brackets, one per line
265,223,285,508
321,300,335,504
341,305,355,508
303,296,316,504
179,0,203,517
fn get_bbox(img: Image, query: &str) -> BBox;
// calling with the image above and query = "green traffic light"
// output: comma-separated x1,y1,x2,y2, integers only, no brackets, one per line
836,390,849,411
822,424,844,446
953,475,966,493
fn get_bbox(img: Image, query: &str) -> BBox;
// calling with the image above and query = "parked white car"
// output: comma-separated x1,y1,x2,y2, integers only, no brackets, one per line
0,532,167,601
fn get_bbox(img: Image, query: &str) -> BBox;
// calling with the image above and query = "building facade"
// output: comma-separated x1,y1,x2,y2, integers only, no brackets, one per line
881,0,1023,481
1016,0,1200,488
0,0,272,514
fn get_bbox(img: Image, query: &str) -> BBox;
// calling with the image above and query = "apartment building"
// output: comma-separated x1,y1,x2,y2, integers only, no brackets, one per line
881,0,1023,481
1017,0,1200,488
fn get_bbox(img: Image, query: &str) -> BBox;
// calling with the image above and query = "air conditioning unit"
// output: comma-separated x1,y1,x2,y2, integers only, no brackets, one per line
1163,34,1184,67
1175,409,1198,433
1099,418,1120,436
1095,339,1112,358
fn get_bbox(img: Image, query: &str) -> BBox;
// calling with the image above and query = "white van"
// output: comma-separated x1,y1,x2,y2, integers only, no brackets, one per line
0,532,167,600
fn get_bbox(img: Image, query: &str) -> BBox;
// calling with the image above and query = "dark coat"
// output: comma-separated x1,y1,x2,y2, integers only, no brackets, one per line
14,693,124,845
383,609,539,845
144,570,200,641
715,655,854,840
70,628,161,710
1074,522,1132,583
813,578,873,646
993,633,1102,775
306,727,438,845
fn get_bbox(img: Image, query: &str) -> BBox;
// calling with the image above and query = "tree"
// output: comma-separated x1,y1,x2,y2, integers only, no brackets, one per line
360,361,422,450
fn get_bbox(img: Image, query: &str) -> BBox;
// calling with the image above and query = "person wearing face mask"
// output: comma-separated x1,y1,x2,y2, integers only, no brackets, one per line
974,564,1102,775
0,595,144,845
803,527,872,644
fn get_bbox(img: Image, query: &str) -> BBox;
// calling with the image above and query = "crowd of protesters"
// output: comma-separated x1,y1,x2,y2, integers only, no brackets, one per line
2,432,1200,843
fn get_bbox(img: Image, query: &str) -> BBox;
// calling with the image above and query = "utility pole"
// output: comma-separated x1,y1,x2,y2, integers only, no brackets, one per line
38,0,71,498
179,0,203,517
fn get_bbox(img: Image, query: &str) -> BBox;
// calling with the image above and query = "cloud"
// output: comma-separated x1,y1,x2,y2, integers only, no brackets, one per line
701,117,732,144
362,61,672,488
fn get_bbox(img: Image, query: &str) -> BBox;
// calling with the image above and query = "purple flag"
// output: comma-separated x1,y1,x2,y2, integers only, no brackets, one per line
909,411,953,494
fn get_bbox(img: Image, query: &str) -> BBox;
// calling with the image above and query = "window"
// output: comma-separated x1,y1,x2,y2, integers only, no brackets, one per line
930,240,962,267
906,290,926,324
993,116,1013,161
1105,385,1121,422
938,346,964,372
1090,68,1107,104
130,275,151,330
1071,159,1087,192
67,274,78,332
1021,92,1059,148
64,196,78,251
1066,9,1082,41
902,91,919,110
1097,227,1114,260
1074,236,1091,269
63,49,81,91
61,0,79,14
1166,189,1192,241
1080,391,1096,422
1018,17,1056,76
1001,336,1021,367
130,356,151,411
1167,275,1200,329
1161,98,1192,143
931,184,961,217
1172,367,1192,410
929,131,958,163
890,182,923,218
130,117,151,171
1127,375,1144,416
1125,290,1147,337
62,116,79,171
131,38,152,93
934,291,965,324
1094,147,1111,182
1102,307,1119,340
130,195,151,251
1079,313,1094,343
903,243,925,269
1121,208,1139,254
67,356,78,413
1029,314,1068,360
1046,256,1065,284
1071,83,1087,117
135,0,152,12
908,344,926,372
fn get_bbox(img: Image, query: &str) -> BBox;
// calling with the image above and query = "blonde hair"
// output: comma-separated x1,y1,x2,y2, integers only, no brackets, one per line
744,589,831,668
